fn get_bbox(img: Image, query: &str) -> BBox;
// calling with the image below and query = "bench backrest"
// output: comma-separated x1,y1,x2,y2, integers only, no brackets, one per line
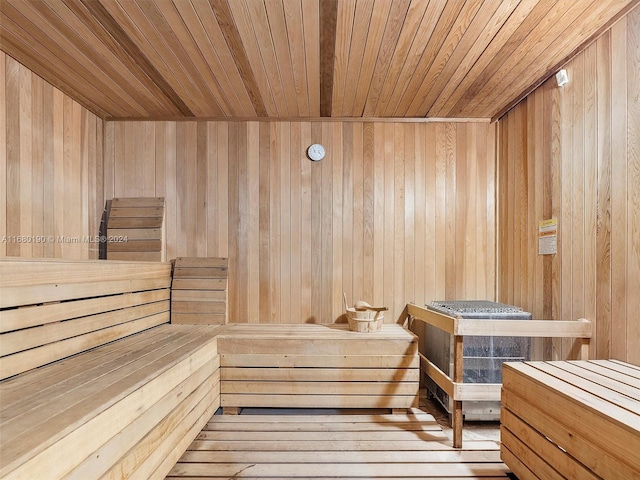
171,257,228,324
106,197,165,261
0,258,172,380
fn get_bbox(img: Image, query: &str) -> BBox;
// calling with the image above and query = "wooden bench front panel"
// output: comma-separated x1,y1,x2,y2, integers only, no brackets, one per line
501,360,640,480
218,324,419,409
0,258,172,380
0,324,224,480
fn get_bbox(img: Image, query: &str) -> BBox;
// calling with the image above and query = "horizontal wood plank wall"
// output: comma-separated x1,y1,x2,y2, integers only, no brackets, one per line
104,120,496,324
0,52,104,259
497,8,640,364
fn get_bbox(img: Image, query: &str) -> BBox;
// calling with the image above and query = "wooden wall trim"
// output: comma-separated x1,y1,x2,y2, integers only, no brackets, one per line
105,116,493,123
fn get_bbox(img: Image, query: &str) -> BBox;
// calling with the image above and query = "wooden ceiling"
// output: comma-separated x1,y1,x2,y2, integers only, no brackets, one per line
1,0,638,120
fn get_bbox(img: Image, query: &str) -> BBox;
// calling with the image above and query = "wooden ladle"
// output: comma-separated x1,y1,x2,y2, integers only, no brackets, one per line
354,300,388,312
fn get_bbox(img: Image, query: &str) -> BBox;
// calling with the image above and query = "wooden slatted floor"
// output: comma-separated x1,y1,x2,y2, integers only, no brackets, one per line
167,409,510,479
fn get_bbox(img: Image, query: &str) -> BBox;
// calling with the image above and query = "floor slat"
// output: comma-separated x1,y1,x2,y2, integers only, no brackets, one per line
168,410,509,479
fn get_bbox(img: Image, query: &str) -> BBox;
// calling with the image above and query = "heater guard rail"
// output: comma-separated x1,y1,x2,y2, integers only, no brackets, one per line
404,303,592,449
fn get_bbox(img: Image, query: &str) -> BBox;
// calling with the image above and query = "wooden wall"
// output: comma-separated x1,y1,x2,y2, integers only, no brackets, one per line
0,52,104,259
104,120,496,324
497,8,640,363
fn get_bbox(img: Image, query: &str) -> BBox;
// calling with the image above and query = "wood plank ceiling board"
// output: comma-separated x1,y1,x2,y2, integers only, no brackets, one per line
225,0,279,116
190,0,257,117
445,0,568,118
372,0,431,117
338,0,374,116
209,0,269,117
392,0,470,117
361,0,411,117
430,0,542,117
242,0,288,116
330,0,356,117
413,0,516,116
466,0,606,118
282,0,311,116
349,0,392,117
69,0,193,117
380,0,448,117
455,0,640,119
0,0,638,120
404,0,487,116
484,0,640,120
301,0,320,117
264,0,300,116
0,20,108,118
0,0,130,117
95,0,205,115
39,0,181,116
172,0,253,116
115,0,225,117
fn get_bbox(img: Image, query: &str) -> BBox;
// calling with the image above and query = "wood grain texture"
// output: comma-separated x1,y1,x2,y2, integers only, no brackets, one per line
105,120,496,324
0,53,103,260
106,197,164,261
501,361,640,479
497,8,640,363
0,258,172,379
2,0,637,119
627,7,640,366
169,410,508,479
217,323,418,410
0,321,221,480
171,257,228,325
319,0,338,117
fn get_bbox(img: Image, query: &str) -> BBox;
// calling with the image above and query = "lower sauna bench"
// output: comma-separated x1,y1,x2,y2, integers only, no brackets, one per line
0,325,224,480
0,258,224,480
217,323,420,411
501,360,640,480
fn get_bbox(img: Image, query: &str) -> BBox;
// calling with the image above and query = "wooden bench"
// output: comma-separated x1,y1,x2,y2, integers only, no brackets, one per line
501,360,640,480
0,258,223,479
217,323,419,413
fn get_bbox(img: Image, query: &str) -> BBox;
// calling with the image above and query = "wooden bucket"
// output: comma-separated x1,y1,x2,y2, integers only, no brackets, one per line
343,293,385,332
346,308,384,332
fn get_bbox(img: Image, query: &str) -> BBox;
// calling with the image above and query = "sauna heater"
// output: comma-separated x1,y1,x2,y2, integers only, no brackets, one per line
424,300,531,421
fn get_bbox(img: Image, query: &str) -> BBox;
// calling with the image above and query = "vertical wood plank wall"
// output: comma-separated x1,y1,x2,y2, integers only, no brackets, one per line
497,8,640,364
104,120,496,324
0,52,104,259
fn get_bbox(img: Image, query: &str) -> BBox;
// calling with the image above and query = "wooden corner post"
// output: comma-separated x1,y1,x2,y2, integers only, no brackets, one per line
452,334,463,448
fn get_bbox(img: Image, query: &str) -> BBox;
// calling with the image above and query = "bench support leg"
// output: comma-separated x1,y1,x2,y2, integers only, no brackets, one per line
452,335,463,448
223,407,242,415
391,408,410,415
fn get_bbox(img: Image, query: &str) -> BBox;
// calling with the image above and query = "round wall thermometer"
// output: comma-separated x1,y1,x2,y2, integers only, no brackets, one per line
307,143,326,161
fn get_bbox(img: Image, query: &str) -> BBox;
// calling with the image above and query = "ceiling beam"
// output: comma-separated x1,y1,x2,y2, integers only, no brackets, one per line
319,0,338,117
